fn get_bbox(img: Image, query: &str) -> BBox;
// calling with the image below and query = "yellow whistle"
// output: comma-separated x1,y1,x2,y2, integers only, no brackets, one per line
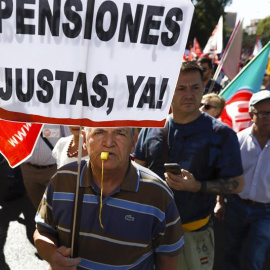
100,151,109,160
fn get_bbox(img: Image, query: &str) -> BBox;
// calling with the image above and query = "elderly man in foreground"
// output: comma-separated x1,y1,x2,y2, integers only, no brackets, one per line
33,127,183,270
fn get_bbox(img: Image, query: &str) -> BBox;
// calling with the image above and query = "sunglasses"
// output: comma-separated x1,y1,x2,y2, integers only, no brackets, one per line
200,103,217,110
252,111,270,119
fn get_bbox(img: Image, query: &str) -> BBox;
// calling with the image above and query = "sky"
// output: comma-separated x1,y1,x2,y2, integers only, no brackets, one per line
225,0,270,27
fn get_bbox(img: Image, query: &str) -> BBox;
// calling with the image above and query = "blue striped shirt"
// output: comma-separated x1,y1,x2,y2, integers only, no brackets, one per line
36,160,183,269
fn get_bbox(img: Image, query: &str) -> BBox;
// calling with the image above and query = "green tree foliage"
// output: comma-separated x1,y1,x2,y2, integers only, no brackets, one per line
256,16,270,46
189,0,232,48
242,32,257,54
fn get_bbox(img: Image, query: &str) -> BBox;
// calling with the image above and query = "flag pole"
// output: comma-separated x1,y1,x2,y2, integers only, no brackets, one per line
209,20,243,93
71,125,84,257
208,53,218,93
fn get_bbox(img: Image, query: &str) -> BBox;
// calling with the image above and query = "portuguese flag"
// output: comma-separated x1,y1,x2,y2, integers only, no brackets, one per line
219,41,270,132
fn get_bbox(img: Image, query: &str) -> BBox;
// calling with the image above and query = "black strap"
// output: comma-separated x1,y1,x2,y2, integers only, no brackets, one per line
162,120,169,164
40,133,54,150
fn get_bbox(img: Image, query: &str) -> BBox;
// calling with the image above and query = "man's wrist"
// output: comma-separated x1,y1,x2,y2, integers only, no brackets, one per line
199,181,207,193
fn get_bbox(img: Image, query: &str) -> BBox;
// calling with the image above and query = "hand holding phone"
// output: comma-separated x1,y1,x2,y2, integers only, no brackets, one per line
164,163,182,175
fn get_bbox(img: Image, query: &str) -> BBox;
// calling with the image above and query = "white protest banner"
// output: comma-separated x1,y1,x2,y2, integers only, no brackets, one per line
0,0,194,127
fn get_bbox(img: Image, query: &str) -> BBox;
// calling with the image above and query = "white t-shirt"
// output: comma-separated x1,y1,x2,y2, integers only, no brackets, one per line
52,135,88,169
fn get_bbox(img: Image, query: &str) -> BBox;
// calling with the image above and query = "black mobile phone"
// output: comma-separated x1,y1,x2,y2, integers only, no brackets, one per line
164,163,182,175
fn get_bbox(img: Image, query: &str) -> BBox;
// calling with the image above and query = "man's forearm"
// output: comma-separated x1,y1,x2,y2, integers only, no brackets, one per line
202,175,244,195
33,229,81,268
33,229,58,264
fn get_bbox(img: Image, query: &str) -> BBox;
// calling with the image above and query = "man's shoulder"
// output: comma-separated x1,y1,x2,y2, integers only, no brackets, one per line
210,78,222,89
198,114,238,142
52,160,86,184
205,79,222,94
58,159,82,171
199,113,229,130
237,126,252,141
139,116,173,141
209,113,232,130
136,127,164,150
140,127,163,139
169,113,234,138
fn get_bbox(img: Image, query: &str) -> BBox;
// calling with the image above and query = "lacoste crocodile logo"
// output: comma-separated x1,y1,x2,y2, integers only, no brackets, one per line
125,215,135,221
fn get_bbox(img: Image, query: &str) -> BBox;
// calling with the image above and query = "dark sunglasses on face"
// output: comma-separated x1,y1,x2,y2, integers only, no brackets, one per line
200,103,217,110
252,111,270,119
202,67,208,72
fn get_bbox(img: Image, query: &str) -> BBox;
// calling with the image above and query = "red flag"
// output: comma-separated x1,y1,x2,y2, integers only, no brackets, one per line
203,16,223,54
0,120,43,168
213,54,219,65
252,36,262,57
222,20,243,81
187,39,202,61
188,45,195,61
193,38,202,57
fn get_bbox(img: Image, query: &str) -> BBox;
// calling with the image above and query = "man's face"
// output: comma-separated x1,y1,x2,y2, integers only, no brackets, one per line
171,70,204,115
198,62,212,81
251,99,270,132
86,128,135,171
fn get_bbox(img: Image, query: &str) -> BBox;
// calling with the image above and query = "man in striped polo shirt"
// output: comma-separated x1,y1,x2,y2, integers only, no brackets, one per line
34,127,183,270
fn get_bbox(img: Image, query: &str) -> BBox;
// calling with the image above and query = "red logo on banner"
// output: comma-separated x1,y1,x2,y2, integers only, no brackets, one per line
0,120,43,168
220,90,253,133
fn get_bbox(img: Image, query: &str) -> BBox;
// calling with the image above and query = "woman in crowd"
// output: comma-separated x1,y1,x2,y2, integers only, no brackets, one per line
53,126,88,169
200,93,225,119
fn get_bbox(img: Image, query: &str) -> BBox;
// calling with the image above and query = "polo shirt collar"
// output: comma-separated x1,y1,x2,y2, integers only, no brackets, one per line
80,160,139,192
